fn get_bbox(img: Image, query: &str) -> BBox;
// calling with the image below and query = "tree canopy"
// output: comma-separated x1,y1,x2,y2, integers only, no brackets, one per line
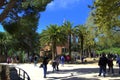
0,0,52,23
86,1,120,53
40,24,67,59
93,0,120,32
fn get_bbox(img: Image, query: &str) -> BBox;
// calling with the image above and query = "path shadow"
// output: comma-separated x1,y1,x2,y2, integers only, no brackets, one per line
47,67,120,80
47,76,99,80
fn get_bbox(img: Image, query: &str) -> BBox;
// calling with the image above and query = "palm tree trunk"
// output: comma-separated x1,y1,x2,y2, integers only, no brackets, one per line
68,35,71,59
52,42,56,60
81,35,84,57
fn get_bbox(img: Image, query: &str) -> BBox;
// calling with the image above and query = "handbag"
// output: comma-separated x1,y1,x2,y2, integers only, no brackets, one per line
39,64,43,68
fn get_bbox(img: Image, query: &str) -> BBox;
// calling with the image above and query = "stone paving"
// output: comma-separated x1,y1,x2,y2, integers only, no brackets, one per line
6,63,120,80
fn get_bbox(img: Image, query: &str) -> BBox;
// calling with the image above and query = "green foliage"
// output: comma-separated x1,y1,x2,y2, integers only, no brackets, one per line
86,8,120,50
0,0,52,22
62,21,73,57
1,0,52,55
96,47,120,54
40,24,67,59
75,25,87,49
40,24,67,47
93,0,120,32
0,32,15,55
3,22,19,35
2,14,40,54
22,0,52,11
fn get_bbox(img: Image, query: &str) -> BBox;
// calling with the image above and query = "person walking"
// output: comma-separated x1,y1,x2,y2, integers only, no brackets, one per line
7,57,11,64
55,56,60,71
42,56,48,78
52,56,60,72
60,55,65,66
98,53,108,77
108,57,114,74
34,55,38,66
52,59,57,72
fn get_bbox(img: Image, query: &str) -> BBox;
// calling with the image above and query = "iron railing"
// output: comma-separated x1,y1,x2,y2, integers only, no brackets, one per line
15,67,31,80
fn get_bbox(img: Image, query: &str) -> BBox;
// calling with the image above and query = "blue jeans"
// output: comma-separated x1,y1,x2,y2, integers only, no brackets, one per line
61,60,64,66
99,66,106,76
34,61,37,66
43,65,47,78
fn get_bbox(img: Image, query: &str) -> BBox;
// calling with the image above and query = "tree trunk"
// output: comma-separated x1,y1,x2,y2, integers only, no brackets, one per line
52,42,56,60
0,0,17,22
68,35,71,59
81,35,84,57
88,46,91,58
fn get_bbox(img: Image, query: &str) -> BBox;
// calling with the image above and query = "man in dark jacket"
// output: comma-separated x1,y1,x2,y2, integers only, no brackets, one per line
42,56,48,78
98,53,108,77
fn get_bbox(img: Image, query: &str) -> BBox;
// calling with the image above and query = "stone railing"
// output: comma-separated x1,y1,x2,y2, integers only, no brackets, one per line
0,65,10,80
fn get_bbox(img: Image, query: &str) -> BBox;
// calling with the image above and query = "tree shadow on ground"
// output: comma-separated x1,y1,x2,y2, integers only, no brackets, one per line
47,67,120,80
48,68,99,74
47,76,99,80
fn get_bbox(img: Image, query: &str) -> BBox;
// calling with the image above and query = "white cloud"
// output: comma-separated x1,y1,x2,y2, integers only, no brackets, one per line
47,0,81,10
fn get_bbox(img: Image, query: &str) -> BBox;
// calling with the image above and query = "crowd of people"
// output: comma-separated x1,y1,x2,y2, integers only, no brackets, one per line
6,53,120,78
41,55,66,78
41,53,120,78
7,56,19,64
98,53,120,77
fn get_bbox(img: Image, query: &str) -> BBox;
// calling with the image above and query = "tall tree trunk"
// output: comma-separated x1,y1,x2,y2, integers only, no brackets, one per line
81,35,84,57
68,35,71,59
52,42,56,60
78,38,81,59
88,46,91,58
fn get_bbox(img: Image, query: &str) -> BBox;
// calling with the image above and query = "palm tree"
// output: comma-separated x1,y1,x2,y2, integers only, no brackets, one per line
40,24,67,60
0,32,13,56
75,25,87,58
62,21,73,58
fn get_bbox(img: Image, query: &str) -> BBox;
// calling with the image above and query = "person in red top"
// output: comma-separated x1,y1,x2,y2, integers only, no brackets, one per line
7,57,11,64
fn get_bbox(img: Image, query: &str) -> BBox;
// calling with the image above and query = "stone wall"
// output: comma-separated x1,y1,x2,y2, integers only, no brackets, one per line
0,65,10,80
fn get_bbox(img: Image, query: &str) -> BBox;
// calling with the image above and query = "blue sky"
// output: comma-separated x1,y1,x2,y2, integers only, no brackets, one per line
0,0,93,33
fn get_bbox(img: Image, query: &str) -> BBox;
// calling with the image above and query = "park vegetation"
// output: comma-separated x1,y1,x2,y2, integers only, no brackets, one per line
0,0,120,62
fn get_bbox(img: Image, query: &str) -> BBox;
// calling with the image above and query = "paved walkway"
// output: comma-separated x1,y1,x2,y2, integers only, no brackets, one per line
7,64,120,80
1,63,120,80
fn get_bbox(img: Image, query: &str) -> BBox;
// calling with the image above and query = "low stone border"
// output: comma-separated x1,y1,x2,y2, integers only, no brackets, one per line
0,65,10,80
